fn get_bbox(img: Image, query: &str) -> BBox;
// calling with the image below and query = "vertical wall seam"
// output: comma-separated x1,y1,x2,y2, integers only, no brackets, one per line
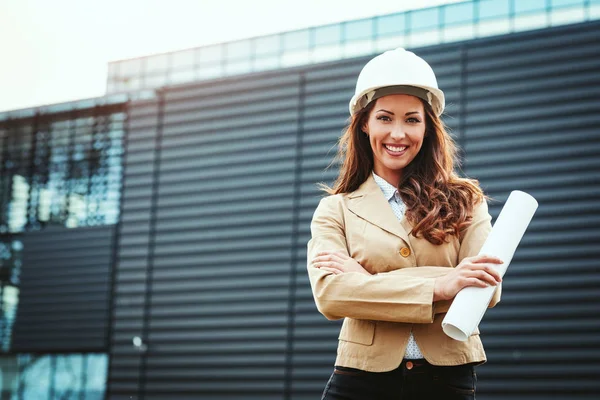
283,73,306,400
105,101,130,400
138,90,166,400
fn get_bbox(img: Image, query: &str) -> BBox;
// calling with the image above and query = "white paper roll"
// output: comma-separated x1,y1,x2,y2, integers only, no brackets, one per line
442,191,538,341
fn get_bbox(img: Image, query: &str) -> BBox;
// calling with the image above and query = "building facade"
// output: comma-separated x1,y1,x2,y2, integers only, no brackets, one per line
1,1,599,399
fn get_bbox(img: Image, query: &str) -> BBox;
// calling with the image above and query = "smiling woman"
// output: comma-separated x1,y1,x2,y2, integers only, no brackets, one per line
307,48,503,400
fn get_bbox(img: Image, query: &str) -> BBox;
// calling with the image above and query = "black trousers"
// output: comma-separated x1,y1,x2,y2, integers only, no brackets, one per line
321,359,477,400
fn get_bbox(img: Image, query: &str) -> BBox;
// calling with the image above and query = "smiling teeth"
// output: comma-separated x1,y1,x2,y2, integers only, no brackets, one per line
385,145,407,152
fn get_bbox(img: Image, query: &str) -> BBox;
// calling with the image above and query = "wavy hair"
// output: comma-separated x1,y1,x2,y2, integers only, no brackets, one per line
319,99,486,245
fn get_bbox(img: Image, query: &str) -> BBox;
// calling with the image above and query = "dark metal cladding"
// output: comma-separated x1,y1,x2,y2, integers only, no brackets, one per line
12,225,114,352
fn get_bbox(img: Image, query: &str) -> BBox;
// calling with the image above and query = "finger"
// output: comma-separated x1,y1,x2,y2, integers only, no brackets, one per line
472,254,504,264
469,263,502,283
482,264,503,282
472,270,498,286
319,266,342,275
465,277,489,288
312,254,346,265
315,261,343,269
316,250,348,260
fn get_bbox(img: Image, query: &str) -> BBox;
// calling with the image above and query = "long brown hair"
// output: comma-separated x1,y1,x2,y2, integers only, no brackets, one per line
319,99,486,245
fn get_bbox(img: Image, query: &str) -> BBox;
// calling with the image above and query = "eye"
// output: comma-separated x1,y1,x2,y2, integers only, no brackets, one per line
406,117,422,123
376,115,391,122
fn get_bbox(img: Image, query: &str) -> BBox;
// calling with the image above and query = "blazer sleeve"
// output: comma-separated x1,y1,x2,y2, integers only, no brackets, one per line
307,195,440,323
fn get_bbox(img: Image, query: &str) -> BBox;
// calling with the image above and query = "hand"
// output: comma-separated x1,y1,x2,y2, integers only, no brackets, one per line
311,250,371,276
433,254,503,301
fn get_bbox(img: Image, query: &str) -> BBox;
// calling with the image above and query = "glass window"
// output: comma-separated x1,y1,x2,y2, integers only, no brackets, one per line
199,44,223,63
444,24,475,42
254,56,280,71
408,29,441,47
377,13,406,36
0,354,108,399
106,81,117,93
343,39,373,57
118,58,141,76
551,0,584,6
226,39,252,60
197,63,223,80
514,0,547,13
255,34,280,56
410,8,439,30
550,6,585,25
315,24,342,45
312,44,343,63
283,29,310,50
171,48,197,69
281,50,310,67
375,13,406,36
169,68,196,85
146,53,170,73
345,19,373,41
225,59,252,75
589,2,600,19
107,62,119,77
477,18,511,36
478,0,510,19
444,2,475,25
514,12,548,30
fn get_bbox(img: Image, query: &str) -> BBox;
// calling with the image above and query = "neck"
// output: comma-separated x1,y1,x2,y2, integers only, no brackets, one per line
373,168,402,188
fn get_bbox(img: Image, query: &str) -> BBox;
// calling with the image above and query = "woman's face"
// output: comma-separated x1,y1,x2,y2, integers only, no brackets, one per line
362,94,426,187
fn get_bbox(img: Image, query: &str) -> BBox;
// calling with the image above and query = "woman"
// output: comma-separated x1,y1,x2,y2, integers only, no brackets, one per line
306,48,503,400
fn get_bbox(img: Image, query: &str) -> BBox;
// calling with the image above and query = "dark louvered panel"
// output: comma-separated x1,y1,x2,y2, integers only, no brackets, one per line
13,225,113,352
139,73,301,399
463,22,600,399
107,99,161,399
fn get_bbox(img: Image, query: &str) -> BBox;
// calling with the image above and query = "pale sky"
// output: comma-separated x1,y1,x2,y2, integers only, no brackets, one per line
0,0,460,112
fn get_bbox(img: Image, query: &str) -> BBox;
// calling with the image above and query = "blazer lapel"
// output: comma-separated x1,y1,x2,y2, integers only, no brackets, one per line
346,174,412,245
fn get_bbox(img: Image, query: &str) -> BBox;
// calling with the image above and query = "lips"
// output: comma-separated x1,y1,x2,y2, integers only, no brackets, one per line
383,144,408,156
384,144,407,152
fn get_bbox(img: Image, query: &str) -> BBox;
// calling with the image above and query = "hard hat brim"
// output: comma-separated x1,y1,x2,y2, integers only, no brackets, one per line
349,84,445,116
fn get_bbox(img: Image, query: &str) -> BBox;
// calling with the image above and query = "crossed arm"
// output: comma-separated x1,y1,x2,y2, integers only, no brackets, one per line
306,196,502,323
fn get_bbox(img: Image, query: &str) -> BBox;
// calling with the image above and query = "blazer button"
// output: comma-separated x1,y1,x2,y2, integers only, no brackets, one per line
400,247,411,257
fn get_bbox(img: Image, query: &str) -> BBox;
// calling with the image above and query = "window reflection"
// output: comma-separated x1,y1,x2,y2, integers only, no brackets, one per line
0,239,21,352
478,0,511,19
444,2,474,25
411,8,439,30
377,13,405,36
0,353,107,399
345,19,373,41
314,24,341,46
254,35,280,56
0,111,124,233
283,29,310,51
514,0,547,13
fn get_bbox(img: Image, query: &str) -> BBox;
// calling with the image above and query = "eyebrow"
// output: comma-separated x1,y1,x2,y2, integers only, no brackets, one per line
376,109,421,116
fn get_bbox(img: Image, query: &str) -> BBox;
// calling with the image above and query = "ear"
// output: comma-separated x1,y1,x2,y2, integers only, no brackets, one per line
361,123,369,135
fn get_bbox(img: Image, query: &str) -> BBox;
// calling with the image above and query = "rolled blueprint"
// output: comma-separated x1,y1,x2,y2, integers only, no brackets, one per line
442,191,538,341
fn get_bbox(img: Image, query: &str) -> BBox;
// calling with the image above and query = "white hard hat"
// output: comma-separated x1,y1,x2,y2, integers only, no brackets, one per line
349,48,445,116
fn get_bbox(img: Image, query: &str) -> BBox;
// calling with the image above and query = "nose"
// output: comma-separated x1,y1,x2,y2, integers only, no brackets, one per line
390,125,406,140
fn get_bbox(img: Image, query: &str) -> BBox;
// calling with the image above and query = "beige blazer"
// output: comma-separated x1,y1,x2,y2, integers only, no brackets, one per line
306,174,501,372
